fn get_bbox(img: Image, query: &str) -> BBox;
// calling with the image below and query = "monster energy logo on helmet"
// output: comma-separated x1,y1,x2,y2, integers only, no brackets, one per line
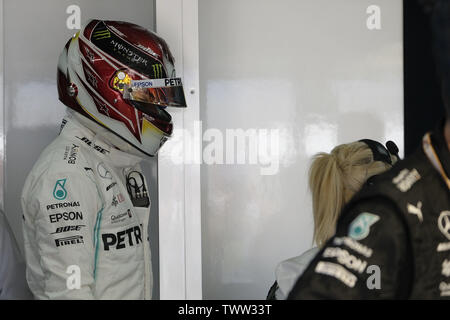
152,64,163,78
92,28,111,40
91,21,166,79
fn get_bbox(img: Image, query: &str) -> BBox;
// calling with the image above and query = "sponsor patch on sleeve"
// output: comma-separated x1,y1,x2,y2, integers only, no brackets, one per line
333,237,373,258
315,261,357,288
322,247,368,274
392,168,421,192
348,213,380,241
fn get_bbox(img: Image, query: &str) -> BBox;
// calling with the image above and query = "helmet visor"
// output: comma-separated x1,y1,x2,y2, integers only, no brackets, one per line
124,78,187,108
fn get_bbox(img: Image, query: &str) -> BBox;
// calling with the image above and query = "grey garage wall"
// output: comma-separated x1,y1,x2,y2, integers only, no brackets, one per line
199,0,403,299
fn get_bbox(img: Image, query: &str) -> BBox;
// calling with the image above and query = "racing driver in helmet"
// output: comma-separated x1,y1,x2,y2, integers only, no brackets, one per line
21,19,187,299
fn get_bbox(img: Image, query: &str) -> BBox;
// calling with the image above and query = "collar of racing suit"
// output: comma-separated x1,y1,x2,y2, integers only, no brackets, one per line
423,118,450,190
59,115,144,168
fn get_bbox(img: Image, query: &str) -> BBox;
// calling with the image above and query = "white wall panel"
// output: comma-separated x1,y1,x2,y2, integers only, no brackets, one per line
199,0,403,299
156,0,202,299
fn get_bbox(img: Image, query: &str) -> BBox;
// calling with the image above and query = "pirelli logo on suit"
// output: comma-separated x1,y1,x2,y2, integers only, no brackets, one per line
55,235,84,247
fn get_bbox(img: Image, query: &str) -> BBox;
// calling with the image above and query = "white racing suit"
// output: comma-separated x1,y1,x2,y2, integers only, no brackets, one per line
21,115,153,299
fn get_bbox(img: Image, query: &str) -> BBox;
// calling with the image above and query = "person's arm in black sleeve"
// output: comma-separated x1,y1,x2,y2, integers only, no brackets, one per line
288,197,412,299
266,281,279,300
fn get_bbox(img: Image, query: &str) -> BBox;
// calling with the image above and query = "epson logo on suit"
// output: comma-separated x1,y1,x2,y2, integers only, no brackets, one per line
49,211,83,223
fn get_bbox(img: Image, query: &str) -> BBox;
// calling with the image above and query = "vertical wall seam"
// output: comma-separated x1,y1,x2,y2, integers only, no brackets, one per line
181,0,188,299
0,0,5,212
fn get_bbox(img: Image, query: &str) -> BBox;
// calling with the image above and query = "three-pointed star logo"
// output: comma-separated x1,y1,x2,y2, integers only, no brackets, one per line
438,211,450,241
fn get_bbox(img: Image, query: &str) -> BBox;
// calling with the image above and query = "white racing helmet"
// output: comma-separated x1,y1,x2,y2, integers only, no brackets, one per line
57,19,187,157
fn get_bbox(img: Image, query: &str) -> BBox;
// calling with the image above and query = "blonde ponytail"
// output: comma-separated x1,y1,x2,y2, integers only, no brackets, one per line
309,141,394,247
309,152,345,247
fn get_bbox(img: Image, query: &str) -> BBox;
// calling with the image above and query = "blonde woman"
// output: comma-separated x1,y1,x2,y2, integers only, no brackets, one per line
267,139,399,300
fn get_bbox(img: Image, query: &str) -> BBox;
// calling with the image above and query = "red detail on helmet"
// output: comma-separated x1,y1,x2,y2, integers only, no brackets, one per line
79,37,125,71
83,20,99,40
76,73,142,143
57,69,89,117
103,21,171,63
146,114,173,135
67,83,78,97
